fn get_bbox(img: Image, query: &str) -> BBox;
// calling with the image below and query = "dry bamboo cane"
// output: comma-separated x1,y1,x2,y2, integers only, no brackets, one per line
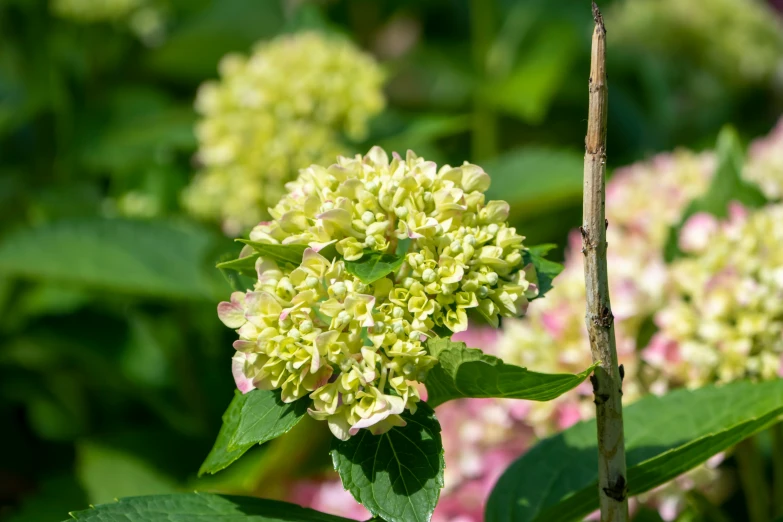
581,4,629,522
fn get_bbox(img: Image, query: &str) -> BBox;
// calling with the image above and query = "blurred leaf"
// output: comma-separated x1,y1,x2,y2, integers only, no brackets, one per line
145,0,284,81
486,379,783,522
83,107,196,175
664,127,767,261
122,313,174,388
523,243,565,298
378,113,471,154
66,492,352,521
484,147,584,222
0,219,225,300
424,338,595,408
26,373,88,441
200,390,309,476
17,283,91,319
331,403,444,522
344,251,405,284
76,442,179,505
481,23,579,124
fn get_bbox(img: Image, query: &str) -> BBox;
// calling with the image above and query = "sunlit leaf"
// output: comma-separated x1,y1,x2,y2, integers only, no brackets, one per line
523,244,564,299
344,251,405,284
331,403,444,522
486,379,783,522
235,241,307,268
199,390,309,476
424,338,595,408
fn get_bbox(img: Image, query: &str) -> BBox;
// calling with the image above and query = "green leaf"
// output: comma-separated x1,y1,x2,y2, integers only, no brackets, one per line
76,442,178,505
216,252,261,276
144,0,285,81
483,147,584,222
236,241,307,268
486,379,783,522
200,390,309,476
522,244,564,299
424,338,595,408
481,23,579,124
331,403,444,522
344,251,405,285
199,391,253,476
664,127,767,261
0,219,224,300
66,492,355,521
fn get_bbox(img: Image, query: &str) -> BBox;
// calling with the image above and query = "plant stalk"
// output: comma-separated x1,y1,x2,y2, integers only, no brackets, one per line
582,5,629,522
470,0,498,161
773,422,783,516
735,435,770,522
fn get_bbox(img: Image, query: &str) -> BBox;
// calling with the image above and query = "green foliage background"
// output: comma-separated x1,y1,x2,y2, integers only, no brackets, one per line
0,0,781,520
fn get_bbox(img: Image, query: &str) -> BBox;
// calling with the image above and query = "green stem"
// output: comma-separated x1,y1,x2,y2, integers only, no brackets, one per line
470,0,498,161
735,436,770,522
772,422,783,517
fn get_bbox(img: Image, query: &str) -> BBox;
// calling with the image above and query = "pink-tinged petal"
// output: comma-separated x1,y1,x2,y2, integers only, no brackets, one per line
368,414,406,435
658,498,681,522
313,366,333,389
309,240,337,253
280,301,305,321
678,212,719,253
643,333,681,365
218,293,247,328
778,354,783,378
302,247,324,264
452,325,501,354
232,340,256,352
232,353,255,394
728,201,749,224
556,403,583,430
508,400,531,421
540,310,567,339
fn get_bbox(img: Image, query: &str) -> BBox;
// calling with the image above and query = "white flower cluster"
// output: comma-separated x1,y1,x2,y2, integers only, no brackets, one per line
745,118,783,200
184,32,385,234
610,0,783,84
218,147,536,439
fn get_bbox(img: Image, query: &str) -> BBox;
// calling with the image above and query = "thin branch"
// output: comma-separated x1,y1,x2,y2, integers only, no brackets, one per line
582,4,629,522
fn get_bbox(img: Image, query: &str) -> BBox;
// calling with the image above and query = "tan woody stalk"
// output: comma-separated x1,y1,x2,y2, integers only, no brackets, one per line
581,4,629,522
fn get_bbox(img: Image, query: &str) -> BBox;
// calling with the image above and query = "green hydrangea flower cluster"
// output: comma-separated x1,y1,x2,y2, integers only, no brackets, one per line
184,32,385,234
218,147,537,439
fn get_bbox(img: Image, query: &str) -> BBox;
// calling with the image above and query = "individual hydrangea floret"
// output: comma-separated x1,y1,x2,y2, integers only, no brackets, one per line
217,147,537,439
184,32,385,234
